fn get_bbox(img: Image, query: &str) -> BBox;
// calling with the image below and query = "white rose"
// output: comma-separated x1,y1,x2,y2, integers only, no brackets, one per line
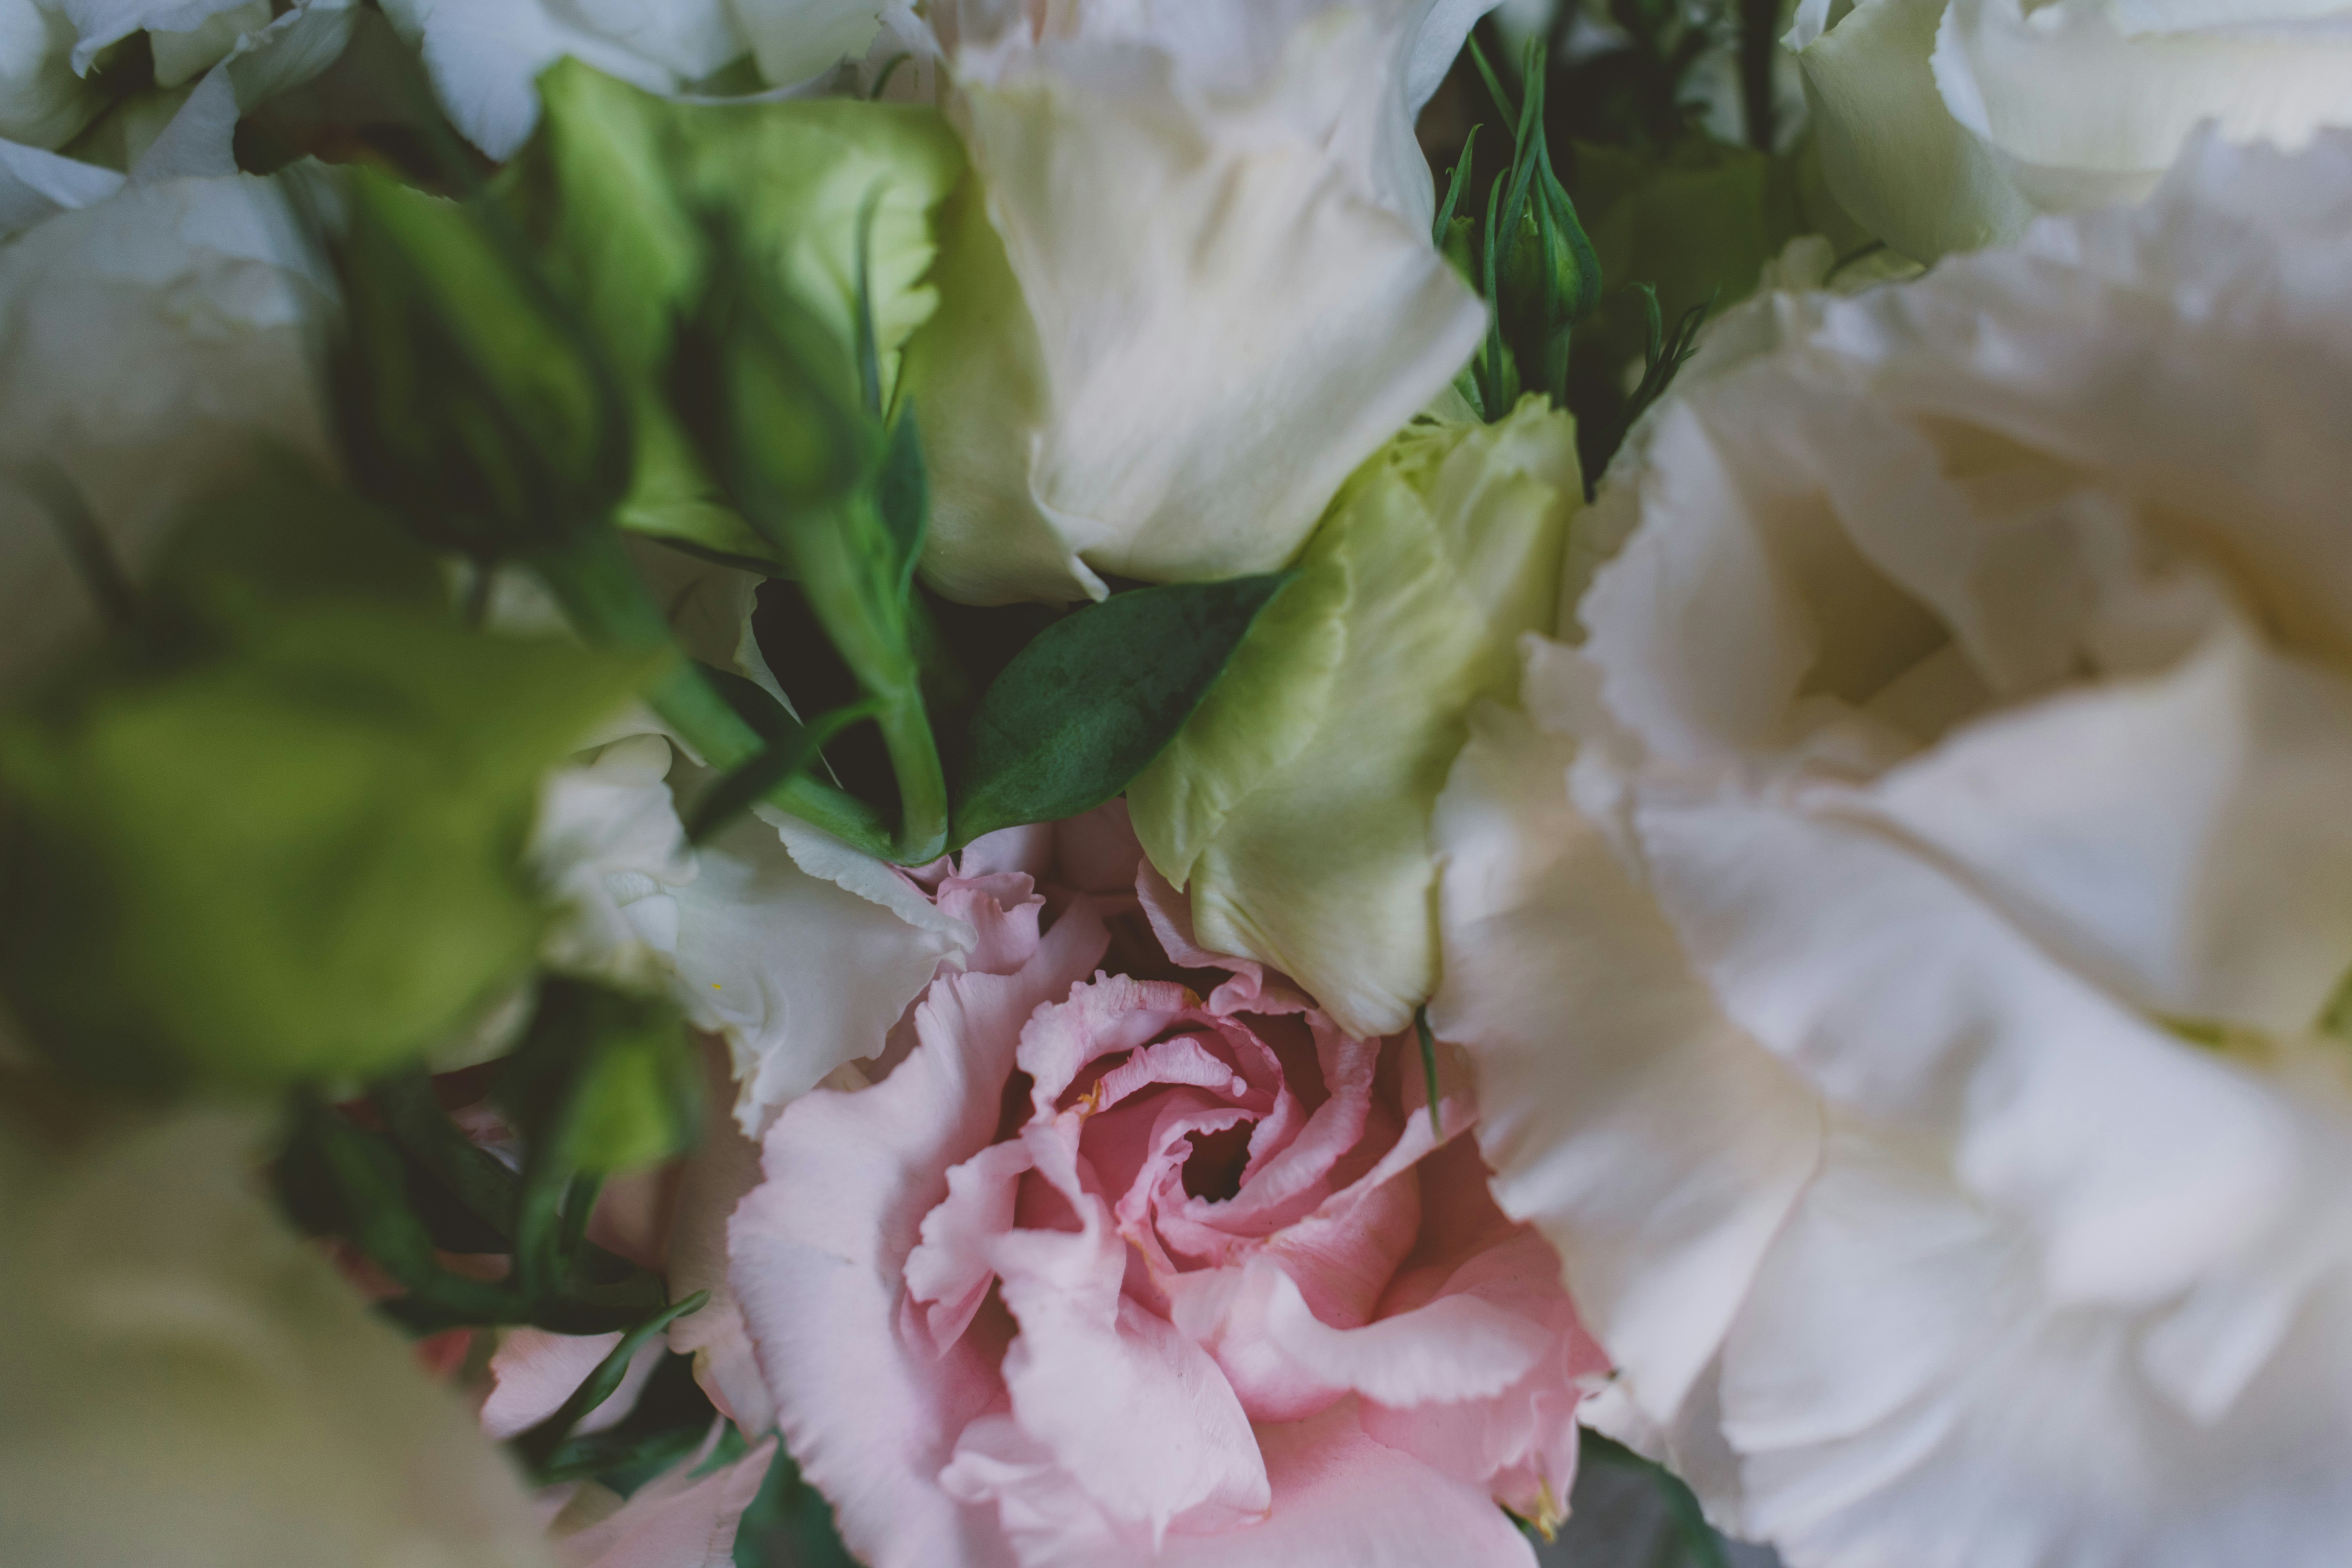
1434,131,2352,1568
380,0,887,160
905,0,1494,603
0,1109,555,1567
1791,0,2352,260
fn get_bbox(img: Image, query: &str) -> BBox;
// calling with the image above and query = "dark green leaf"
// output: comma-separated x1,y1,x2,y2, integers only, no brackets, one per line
951,575,1292,847
513,1290,711,1470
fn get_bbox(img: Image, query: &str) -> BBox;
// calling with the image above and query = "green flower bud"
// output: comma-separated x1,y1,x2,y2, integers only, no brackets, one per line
1128,397,1583,1040
330,165,632,557
522,60,965,566
0,489,659,1093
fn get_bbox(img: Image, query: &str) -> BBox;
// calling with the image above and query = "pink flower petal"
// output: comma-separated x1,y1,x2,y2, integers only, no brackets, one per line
557,1434,777,1568
482,1327,659,1441
907,1138,1039,1349
729,896,1111,1568
1157,1400,1538,1568
986,1116,1270,1538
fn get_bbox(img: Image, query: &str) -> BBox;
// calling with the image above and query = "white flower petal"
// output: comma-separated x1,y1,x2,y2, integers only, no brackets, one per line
379,0,737,160
1430,673,1822,1426
1720,1123,2352,1568
0,1111,555,1566
679,808,971,1134
727,0,884,86
0,172,332,693
0,136,122,235
913,4,1486,603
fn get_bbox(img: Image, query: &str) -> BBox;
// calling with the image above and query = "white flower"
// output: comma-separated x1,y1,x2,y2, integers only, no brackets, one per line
1434,132,2352,1568
531,731,973,1135
905,0,1495,603
0,171,334,692
0,1,357,226
380,0,886,160
0,1109,555,1567
1791,0,2352,260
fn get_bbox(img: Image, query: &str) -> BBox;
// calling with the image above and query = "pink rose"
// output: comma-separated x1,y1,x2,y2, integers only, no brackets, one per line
729,807,1603,1567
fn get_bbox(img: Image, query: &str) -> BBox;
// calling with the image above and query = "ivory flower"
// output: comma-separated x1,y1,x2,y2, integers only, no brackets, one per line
1793,0,2352,260
905,0,1494,604
1434,132,2352,1568
381,0,886,160
531,731,973,1134
0,1110,553,1567
1129,397,1580,1040
729,806,1602,1568
0,172,332,691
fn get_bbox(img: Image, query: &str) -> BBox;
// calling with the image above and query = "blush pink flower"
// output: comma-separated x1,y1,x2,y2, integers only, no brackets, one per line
728,807,1604,1568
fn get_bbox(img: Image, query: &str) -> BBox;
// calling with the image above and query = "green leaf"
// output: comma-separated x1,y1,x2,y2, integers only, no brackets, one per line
497,978,701,1178
512,1290,711,1470
522,61,964,567
276,1099,514,1323
1415,1006,1444,1140
672,240,948,863
951,575,1292,848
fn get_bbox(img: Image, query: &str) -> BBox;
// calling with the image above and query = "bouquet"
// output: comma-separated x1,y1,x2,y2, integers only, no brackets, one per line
4,3,2350,1566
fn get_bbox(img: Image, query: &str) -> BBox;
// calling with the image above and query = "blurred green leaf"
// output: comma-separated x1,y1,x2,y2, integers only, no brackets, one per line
952,575,1292,848
0,589,657,1094
497,978,701,1178
522,60,964,567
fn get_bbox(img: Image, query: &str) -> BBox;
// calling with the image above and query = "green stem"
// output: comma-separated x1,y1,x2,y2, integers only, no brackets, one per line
528,530,896,858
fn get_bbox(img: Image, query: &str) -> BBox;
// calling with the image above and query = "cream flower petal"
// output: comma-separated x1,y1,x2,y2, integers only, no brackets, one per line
0,1111,555,1566
0,173,332,693
911,3,1486,603
1719,1123,2352,1568
1431,679,1823,1427
1791,0,2036,261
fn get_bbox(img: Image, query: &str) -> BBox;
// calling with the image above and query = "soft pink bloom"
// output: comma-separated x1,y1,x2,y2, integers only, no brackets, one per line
729,806,1604,1568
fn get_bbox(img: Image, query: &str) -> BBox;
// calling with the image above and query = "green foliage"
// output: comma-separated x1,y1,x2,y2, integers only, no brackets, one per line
952,575,1292,849
496,977,702,1179
0,483,657,1095
670,234,950,863
511,1289,711,1469
331,165,631,558
519,60,965,567
1443,38,1605,418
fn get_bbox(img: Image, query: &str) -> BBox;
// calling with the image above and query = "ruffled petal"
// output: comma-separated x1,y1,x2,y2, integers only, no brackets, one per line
556,1432,777,1568
1430,683,1823,1425
728,895,1108,1568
